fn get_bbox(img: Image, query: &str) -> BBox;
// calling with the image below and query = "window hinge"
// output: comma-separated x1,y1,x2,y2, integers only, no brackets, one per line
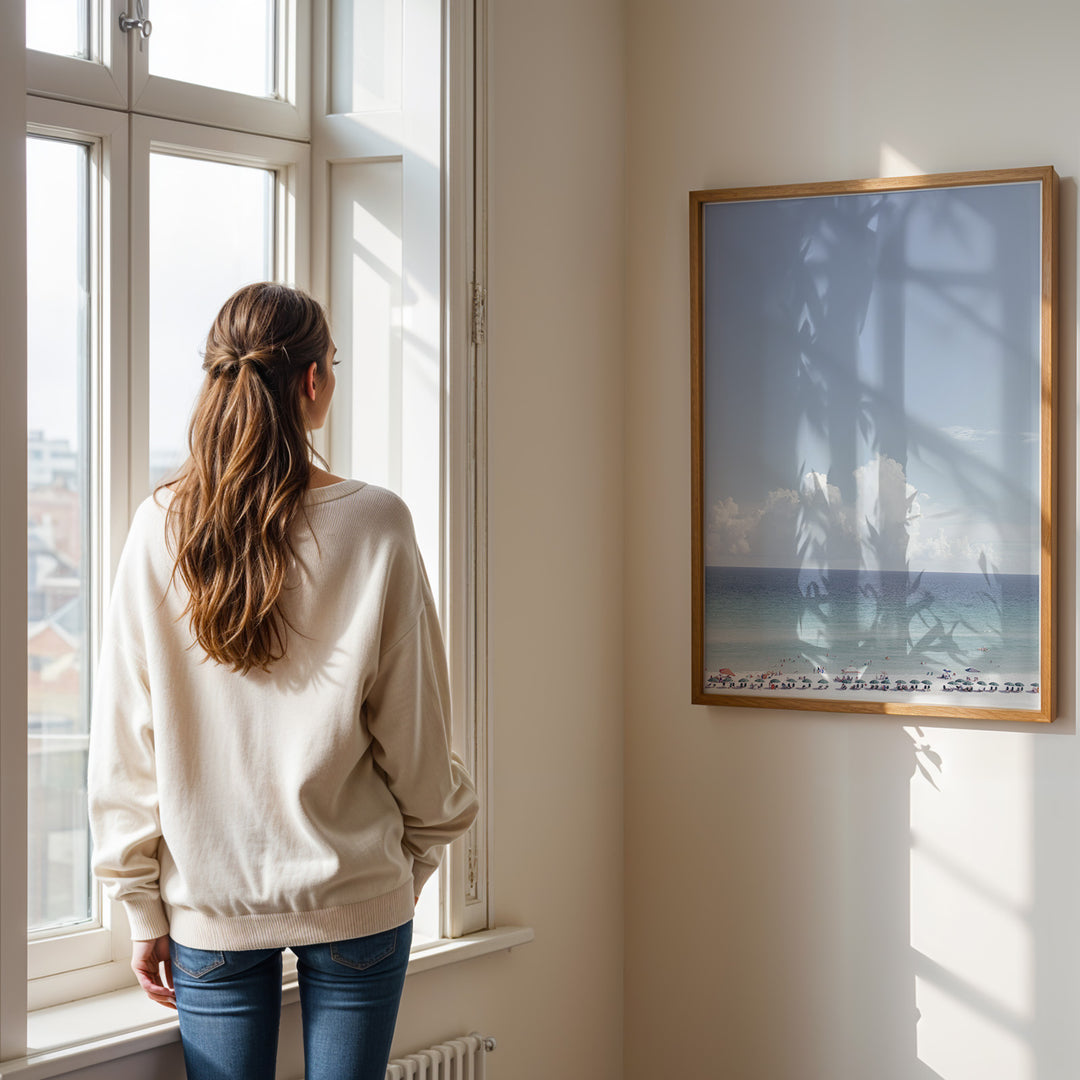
467,837,479,893
471,282,487,345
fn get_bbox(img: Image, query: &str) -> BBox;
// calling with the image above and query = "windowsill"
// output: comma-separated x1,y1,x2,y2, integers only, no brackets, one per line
1,927,533,1080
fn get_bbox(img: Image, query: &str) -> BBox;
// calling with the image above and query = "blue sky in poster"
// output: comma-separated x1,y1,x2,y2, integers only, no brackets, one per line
701,181,1042,575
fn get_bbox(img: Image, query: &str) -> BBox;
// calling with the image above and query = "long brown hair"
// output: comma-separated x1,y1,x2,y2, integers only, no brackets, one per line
160,282,332,674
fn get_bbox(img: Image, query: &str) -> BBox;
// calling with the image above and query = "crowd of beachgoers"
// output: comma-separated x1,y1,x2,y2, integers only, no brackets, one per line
705,658,1038,695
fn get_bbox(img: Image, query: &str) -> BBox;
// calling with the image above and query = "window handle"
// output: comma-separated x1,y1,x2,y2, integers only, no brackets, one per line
119,0,152,38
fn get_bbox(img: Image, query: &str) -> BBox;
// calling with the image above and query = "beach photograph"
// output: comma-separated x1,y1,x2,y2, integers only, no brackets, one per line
691,172,1054,717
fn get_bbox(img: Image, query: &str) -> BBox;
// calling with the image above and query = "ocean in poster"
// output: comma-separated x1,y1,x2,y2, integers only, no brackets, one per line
703,566,1040,707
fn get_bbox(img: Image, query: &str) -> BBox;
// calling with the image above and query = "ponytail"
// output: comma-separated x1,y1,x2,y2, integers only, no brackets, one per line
158,283,331,674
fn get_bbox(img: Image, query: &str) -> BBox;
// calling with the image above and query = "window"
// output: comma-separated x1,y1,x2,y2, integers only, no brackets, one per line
26,1,90,59
3,0,489,1055
147,0,277,99
147,153,275,484
26,134,93,938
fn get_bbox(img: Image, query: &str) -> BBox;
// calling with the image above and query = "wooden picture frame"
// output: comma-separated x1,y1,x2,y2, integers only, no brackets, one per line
690,167,1057,721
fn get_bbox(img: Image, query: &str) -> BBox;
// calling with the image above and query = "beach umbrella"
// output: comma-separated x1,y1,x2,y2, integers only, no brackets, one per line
965,667,980,673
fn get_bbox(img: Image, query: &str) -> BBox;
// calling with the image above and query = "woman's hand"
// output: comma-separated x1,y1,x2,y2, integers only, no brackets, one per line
131,935,176,1010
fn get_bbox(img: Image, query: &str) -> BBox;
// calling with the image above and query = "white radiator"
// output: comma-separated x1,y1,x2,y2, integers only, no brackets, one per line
385,1033,496,1080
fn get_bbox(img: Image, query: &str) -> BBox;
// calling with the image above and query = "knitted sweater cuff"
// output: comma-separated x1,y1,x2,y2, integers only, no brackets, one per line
412,860,438,898
124,897,170,941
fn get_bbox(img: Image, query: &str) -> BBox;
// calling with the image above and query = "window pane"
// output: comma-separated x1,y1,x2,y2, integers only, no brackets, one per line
26,136,93,933
330,0,402,115
149,154,274,487
149,0,277,99
26,0,89,58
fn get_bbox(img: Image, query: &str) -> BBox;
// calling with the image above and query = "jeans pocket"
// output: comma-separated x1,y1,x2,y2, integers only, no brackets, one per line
328,927,399,971
170,942,226,979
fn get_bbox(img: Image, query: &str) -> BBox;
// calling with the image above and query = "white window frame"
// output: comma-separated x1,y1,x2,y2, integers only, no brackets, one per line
129,0,311,141
0,7,29,1062
2,0,493,1056
441,0,490,939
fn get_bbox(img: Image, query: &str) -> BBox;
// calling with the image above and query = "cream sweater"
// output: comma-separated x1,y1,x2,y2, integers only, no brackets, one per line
88,480,478,950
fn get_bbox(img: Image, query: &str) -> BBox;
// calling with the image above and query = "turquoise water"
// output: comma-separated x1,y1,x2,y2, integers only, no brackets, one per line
703,566,1040,705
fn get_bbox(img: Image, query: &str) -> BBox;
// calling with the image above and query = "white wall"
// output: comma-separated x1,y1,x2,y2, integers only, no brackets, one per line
624,2,1078,1078
27,0,626,1077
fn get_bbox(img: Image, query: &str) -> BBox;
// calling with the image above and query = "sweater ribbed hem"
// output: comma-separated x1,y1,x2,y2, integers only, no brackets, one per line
166,880,417,951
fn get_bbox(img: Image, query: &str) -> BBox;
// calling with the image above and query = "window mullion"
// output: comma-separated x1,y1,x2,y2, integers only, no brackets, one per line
127,116,151,509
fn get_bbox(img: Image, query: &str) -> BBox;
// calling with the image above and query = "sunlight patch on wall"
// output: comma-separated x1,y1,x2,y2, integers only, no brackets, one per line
914,976,1032,1080
910,730,1034,1079
880,144,925,178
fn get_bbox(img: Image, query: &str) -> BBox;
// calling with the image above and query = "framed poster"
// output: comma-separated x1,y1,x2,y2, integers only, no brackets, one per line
690,167,1057,721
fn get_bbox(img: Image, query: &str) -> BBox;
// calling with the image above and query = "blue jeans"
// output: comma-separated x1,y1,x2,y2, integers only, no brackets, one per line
170,921,412,1080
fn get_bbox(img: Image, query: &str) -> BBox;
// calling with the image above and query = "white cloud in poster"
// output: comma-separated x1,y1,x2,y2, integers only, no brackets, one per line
707,453,1007,573
942,425,1001,442
707,488,801,560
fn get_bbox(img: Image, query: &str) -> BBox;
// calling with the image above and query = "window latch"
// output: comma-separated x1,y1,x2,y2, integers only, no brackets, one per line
119,0,152,38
